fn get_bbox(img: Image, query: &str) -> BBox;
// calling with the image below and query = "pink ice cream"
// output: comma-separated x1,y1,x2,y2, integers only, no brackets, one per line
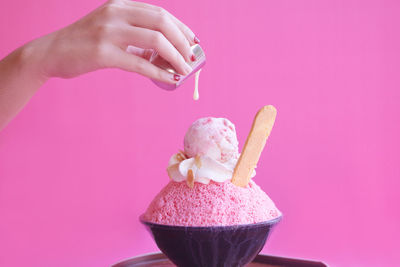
143,117,281,226
184,117,239,163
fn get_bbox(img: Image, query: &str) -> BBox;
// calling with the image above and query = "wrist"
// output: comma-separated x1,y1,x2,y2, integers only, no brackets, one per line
18,37,51,84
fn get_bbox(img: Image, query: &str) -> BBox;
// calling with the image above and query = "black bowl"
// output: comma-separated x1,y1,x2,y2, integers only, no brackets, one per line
140,215,282,267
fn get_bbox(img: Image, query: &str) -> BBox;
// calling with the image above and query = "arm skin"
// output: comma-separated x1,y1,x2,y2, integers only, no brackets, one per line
0,41,47,130
0,0,199,131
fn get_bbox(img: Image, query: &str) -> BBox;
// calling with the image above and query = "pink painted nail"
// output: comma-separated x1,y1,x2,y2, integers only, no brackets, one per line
173,74,181,81
191,54,196,62
194,36,200,44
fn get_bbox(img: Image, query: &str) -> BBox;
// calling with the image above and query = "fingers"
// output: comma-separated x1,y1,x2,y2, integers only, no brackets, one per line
172,16,199,46
121,6,194,62
97,0,199,80
164,10,198,46
110,47,180,84
118,26,192,76
122,0,198,45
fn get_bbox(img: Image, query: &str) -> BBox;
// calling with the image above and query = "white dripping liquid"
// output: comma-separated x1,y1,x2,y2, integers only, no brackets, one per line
193,69,201,101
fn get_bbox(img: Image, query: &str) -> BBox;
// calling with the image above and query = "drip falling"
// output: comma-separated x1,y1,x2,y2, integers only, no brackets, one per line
193,69,201,101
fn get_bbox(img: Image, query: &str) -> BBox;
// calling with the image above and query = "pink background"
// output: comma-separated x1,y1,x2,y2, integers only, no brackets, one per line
1,0,399,266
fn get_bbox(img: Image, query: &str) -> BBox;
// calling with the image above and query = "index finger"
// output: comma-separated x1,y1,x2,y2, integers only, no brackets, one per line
122,0,198,45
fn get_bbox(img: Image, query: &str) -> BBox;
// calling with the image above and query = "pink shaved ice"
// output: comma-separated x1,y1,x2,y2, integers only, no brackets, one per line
184,117,239,163
143,180,281,226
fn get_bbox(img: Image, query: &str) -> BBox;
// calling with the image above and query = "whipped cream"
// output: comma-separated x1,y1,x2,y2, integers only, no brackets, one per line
167,151,255,185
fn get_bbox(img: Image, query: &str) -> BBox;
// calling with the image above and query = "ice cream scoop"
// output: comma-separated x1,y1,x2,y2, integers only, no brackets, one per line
184,117,239,163
168,117,254,187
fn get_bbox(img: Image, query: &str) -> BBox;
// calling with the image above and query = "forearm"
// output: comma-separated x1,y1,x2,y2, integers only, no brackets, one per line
0,40,48,130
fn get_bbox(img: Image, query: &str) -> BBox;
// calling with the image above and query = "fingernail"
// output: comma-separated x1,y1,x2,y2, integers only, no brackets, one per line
194,36,200,44
191,54,196,62
173,74,181,81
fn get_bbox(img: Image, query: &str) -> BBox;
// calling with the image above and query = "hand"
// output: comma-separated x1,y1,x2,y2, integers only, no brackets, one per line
32,0,199,83
0,0,200,130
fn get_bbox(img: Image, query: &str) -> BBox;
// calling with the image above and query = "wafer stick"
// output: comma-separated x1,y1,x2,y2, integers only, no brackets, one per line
231,105,277,187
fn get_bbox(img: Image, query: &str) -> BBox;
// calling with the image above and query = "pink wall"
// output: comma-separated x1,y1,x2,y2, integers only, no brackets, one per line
1,0,399,266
